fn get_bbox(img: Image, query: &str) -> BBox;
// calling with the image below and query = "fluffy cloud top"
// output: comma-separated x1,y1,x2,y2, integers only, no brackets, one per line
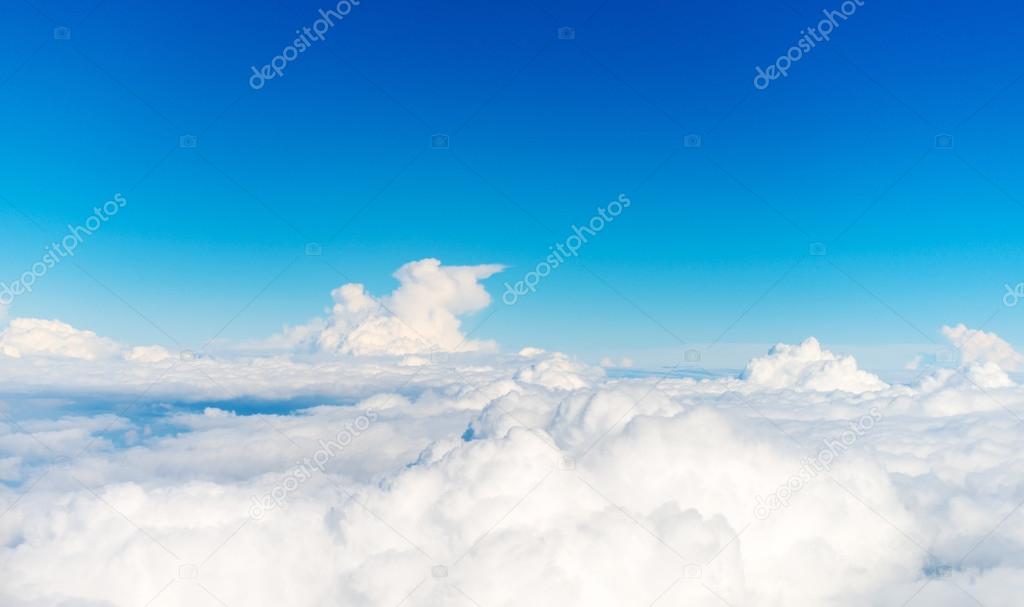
0,319,172,364
0,318,123,360
741,337,888,393
514,349,597,390
271,259,504,356
124,344,173,363
942,323,1024,371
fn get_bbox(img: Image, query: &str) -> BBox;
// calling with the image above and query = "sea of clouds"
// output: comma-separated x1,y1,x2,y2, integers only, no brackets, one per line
1,259,1023,606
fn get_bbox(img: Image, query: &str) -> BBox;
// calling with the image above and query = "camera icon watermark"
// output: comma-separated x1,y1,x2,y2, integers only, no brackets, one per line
178,564,199,580
683,134,702,148
428,349,451,366
557,455,576,471
180,349,198,362
53,26,72,40
683,564,702,579
179,135,198,148
431,565,448,579
684,349,701,363
305,242,322,256
935,348,956,366
809,242,827,256
431,134,450,149
934,134,953,150
557,26,575,40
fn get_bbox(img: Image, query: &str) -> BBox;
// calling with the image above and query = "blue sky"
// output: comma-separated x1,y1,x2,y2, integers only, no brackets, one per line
2,0,1022,369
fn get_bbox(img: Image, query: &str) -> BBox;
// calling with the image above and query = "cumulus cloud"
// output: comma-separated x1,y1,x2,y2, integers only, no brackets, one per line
0,318,123,360
515,349,597,391
906,325,1024,392
599,356,634,369
741,337,887,393
942,323,1024,372
0,318,173,365
266,259,504,356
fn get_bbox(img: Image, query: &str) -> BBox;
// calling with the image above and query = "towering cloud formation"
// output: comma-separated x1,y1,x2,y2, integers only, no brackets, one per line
942,323,1024,371
272,258,505,356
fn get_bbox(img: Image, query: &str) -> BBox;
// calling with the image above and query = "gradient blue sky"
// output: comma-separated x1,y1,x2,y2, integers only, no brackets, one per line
2,0,1022,369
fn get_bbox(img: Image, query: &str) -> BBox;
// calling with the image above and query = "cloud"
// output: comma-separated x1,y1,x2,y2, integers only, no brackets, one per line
741,337,887,393
1,261,1024,605
905,325,1024,392
0,318,123,361
942,323,1024,371
124,344,173,363
266,259,504,356
5,347,1024,606
515,349,597,391
0,319,171,365
599,356,634,369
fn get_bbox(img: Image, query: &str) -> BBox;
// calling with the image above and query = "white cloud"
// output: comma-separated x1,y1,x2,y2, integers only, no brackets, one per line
515,351,597,391
124,344,172,363
5,353,1024,606
942,323,1024,371
599,356,634,369
265,259,504,356
741,337,887,393
0,318,123,360
1,261,1024,606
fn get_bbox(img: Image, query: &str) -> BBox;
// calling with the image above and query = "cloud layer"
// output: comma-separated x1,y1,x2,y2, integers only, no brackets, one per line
1,260,1023,606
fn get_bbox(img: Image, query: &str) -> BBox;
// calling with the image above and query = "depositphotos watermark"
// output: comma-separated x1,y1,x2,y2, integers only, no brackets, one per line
249,409,378,519
0,193,127,307
753,406,882,521
1004,282,1024,307
753,0,865,91
249,0,363,90
502,194,631,305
